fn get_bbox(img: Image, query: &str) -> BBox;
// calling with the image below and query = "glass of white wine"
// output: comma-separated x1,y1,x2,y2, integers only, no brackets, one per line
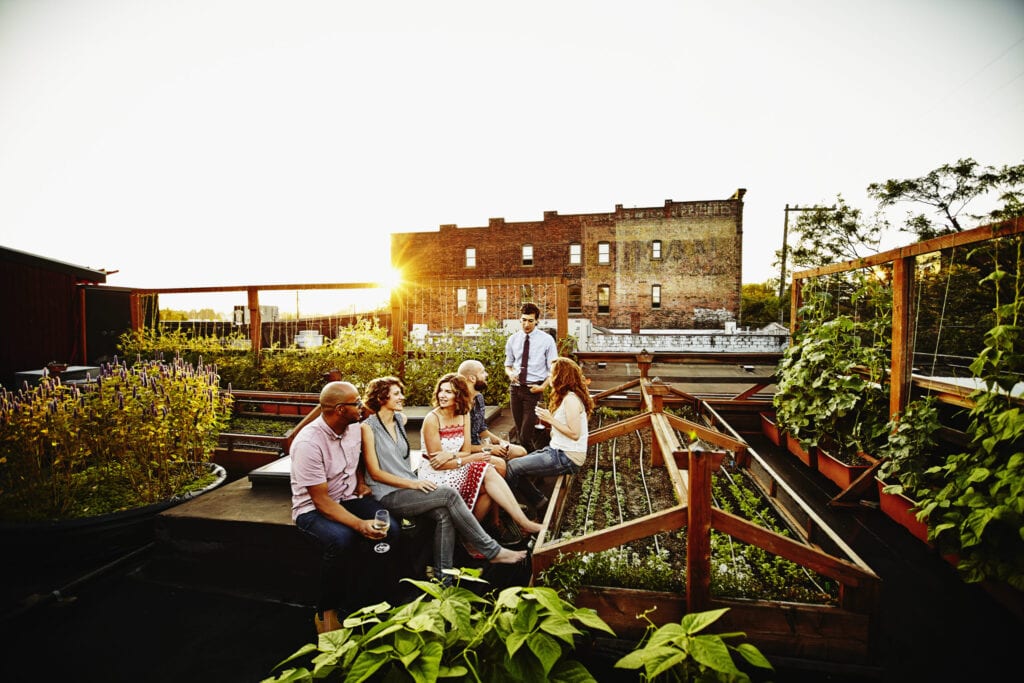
481,436,493,453
373,509,390,532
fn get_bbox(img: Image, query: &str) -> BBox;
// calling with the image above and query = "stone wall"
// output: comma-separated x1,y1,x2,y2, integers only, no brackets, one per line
586,330,789,353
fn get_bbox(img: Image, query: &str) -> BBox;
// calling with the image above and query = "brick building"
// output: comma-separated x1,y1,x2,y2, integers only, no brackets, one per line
390,190,744,332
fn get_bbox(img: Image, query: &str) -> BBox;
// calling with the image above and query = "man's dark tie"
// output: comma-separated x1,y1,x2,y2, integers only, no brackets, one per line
519,333,530,385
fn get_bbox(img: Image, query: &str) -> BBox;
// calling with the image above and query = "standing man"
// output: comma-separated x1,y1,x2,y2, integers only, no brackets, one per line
504,302,558,452
291,380,402,633
458,358,527,460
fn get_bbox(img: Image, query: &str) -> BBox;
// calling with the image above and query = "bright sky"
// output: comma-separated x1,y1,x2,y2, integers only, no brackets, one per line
1,0,1022,305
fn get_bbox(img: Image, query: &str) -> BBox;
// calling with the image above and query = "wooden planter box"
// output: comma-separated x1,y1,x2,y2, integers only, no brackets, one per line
759,412,782,447
876,477,929,544
784,432,817,469
574,586,871,664
817,447,871,489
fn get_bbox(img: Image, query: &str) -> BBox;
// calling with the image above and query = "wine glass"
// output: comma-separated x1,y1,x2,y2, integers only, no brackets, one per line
372,509,390,532
481,436,493,453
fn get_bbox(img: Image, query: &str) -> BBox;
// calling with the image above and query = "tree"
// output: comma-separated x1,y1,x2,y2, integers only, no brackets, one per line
740,283,783,327
867,158,1024,240
782,195,886,271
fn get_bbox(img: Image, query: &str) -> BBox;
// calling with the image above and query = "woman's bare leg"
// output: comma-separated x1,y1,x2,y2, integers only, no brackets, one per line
474,492,493,523
482,467,543,534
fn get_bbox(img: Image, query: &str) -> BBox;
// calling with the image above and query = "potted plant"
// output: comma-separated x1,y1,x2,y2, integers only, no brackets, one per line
0,356,232,576
874,396,943,544
774,275,891,483
759,411,783,447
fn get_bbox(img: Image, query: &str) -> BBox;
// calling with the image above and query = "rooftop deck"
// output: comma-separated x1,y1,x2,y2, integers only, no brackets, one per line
1,380,1021,682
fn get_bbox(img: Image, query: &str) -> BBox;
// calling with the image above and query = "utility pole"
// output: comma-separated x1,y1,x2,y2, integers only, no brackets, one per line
778,204,836,323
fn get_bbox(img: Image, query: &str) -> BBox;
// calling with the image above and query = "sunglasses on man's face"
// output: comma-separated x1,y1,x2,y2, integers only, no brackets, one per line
334,399,363,411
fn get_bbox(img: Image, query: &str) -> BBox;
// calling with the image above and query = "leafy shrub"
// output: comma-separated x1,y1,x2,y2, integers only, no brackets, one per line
119,319,516,405
263,568,614,682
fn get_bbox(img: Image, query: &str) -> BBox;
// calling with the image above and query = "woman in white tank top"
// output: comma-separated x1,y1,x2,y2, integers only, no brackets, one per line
504,357,594,512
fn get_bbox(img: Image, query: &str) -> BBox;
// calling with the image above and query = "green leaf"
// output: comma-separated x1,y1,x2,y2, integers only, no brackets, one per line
680,608,729,635
345,650,389,683
527,631,563,675
690,635,743,675
614,644,680,671
733,642,774,670
647,622,687,650
506,630,529,657
405,640,443,682
539,614,583,645
571,608,616,635
261,667,311,682
548,659,599,682
271,644,318,671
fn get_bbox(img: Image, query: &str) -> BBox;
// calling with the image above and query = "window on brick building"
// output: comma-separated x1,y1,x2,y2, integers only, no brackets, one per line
522,244,533,266
457,288,467,315
651,284,661,309
520,284,533,301
597,284,610,314
652,240,662,260
568,285,582,314
477,287,487,314
598,242,610,265
569,243,581,265
465,247,476,268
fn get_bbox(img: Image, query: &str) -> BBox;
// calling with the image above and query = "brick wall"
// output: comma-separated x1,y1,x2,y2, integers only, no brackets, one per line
391,191,744,332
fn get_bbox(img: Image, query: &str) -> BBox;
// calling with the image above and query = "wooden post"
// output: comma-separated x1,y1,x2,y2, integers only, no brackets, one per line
129,291,143,331
790,277,803,335
247,288,262,363
890,256,914,419
391,287,406,380
645,381,671,466
687,441,713,612
556,280,568,346
78,286,88,365
636,350,654,379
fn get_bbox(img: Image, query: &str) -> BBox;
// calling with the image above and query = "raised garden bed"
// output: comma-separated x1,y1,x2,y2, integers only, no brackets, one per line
545,425,837,607
213,391,310,477
530,379,880,666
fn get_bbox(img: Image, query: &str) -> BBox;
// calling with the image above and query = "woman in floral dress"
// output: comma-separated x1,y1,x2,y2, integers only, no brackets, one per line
419,373,542,546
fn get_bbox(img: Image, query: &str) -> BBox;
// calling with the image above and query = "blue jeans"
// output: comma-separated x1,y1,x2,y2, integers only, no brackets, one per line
505,445,579,507
296,496,402,616
380,486,501,579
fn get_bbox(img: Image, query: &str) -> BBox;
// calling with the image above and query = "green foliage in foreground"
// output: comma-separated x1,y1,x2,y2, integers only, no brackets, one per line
263,568,614,682
616,607,773,682
265,569,771,683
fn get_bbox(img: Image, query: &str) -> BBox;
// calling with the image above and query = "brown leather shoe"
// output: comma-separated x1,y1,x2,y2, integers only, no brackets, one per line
314,609,342,634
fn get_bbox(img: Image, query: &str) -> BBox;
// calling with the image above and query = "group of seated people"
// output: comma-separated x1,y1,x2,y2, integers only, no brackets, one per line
288,357,595,633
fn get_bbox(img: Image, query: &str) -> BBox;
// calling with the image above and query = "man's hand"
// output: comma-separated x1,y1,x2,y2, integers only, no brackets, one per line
355,518,387,540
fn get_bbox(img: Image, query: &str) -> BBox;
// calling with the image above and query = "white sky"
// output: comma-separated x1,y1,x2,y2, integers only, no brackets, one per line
1,0,1022,306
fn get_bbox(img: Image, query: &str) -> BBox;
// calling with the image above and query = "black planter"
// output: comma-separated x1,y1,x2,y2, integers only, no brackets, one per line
0,463,226,607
